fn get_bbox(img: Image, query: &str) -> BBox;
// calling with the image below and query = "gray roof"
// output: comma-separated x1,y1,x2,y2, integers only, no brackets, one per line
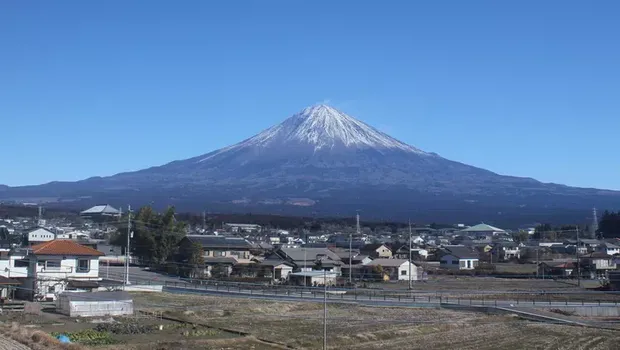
184,235,253,249
442,246,480,259
364,258,412,267
461,224,505,233
58,291,131,302
80,205,120,215
278,247,341,262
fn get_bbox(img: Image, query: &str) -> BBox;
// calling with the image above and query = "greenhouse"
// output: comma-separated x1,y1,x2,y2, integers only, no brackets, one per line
56,291,134,317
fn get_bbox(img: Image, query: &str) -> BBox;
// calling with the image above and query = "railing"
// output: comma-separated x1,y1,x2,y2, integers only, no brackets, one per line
153,278,620,307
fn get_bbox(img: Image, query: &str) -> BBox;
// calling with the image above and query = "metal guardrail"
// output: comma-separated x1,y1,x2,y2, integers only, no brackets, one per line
156,279,620,307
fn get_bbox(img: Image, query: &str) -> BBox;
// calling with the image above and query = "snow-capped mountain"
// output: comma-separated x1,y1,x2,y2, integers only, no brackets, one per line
199,105,426,160
1,104,618,223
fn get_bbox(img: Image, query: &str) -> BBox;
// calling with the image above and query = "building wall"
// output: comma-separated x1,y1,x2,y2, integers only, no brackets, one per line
440,256,479,270
0,254,29,279
376,246,392,258
28,229,55,243
397,263,419,281
32,255,100,299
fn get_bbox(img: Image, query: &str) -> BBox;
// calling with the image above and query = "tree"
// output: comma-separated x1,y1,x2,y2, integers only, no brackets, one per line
512,231,529,244
533,224,553,241
178,243,205,278
111,205,186,267
599,211,620,238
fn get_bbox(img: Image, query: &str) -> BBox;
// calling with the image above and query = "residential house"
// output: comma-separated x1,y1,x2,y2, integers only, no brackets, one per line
565,239,602,254
537,261,576,278
288,271,338,286
439,246,480,270
27,227,56,244
224,223,262,233
360,244,392,259
178,235,254,277
580,252,617,279
460,223,507,239
362,259,420,281
598,243,620,256
269,247,343,275
80,205,121,218
23,240,103,300
393,245,429,260
258,259,295,282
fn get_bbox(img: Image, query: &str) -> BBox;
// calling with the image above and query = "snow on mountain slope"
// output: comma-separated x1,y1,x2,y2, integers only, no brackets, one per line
198,104,429,163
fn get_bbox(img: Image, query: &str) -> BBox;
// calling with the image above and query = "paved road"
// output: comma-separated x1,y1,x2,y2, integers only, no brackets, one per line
103,266,184,284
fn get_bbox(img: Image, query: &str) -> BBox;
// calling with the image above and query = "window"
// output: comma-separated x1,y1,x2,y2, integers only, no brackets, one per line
46,260,61,269
77,259,90,272
452,260,459,265
48,285,55,293
401,270,407,275
459,260,466,268
14,259,29,268
214,251,225,257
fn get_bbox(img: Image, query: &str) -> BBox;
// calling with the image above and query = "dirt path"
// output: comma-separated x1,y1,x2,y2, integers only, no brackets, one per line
0,334,30,350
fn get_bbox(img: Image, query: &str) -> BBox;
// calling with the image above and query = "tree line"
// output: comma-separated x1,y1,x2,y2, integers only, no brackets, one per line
599,210,620,238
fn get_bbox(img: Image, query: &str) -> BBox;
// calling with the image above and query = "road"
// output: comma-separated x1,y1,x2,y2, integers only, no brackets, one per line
102,266,184,284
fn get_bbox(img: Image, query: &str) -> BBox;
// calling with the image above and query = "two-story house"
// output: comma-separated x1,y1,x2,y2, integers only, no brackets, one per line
178,235,254,277
268,247,343,276
360,244,392,259
598,243,620,256
580,252,617,279
24,240,104,300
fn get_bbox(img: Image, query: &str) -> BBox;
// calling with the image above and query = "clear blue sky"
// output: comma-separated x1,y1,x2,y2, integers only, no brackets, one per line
1,1,619,189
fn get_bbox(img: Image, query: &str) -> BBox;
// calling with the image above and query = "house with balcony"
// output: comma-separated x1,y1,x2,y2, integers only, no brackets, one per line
23,240,104,300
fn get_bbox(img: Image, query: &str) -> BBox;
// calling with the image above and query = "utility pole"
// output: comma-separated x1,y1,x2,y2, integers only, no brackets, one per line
202,211,206,232
350,212,359,285
323,269,328,350
408,220,413,289
125,205,132,286
576,225,581,287
38,206,42,226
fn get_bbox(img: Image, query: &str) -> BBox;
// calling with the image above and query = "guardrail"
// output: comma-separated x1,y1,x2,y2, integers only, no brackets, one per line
157,279,620,307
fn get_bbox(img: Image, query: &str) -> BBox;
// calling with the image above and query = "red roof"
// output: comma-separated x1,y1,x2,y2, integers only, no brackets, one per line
30,240,104,257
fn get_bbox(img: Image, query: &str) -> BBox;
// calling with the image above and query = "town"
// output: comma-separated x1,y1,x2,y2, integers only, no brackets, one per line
0,203,620,349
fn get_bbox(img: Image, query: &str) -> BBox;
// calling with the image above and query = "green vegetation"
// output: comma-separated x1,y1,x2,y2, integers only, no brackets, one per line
599,210,620,238
51,329,115,346
111,206,186,266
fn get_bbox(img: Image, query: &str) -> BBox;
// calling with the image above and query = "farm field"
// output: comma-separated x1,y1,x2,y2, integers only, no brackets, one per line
129,292,620,350
1,293,619,349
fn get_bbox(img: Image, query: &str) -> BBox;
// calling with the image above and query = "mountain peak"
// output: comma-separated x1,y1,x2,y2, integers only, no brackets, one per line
197,104,429,163
274,104,428,153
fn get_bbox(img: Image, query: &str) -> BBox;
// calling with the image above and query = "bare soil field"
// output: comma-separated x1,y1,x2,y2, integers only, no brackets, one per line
131,292,620,350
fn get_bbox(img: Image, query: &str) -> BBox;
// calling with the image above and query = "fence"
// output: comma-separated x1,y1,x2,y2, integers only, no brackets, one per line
156,278,620,307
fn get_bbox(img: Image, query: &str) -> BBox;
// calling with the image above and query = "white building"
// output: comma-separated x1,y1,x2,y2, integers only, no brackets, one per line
24,240,104,300
28,228,56,244
56,291,133,317
599,243,620,256
363,259,420,281
440,246,480,270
